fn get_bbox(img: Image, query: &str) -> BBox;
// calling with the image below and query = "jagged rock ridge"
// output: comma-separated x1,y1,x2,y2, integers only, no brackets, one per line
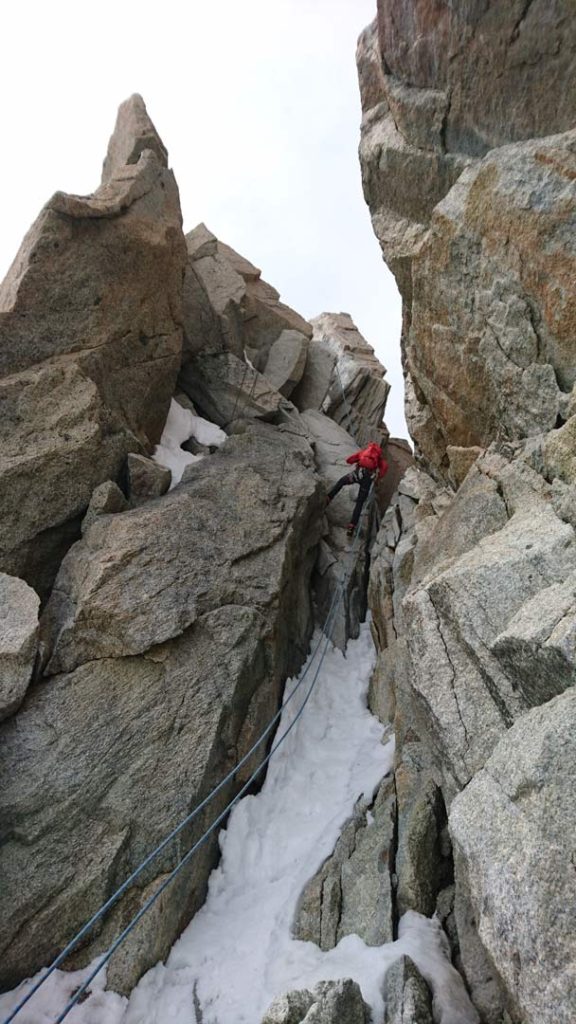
0,95,391,999
0,94,187,600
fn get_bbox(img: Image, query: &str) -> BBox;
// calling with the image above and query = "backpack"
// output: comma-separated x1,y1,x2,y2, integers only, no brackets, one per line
358,443,382,471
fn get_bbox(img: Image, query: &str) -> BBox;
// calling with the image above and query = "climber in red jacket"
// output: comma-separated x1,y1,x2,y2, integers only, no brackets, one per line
326,441,388,536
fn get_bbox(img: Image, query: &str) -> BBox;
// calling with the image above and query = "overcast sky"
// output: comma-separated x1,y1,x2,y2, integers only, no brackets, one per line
1,0,406,437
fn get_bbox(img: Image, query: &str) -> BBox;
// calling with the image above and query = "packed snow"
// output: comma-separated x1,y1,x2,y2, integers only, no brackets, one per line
1,623,478,1024
152,398,226,487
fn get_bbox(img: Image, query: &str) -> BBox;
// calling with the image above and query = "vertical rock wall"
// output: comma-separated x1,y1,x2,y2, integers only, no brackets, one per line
359,4,576,1023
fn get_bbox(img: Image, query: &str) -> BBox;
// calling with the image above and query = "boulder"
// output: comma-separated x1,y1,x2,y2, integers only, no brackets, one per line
182,224,245,357
394,775,451,921
182,224,311,364
293,314,389,446
127,453,171,505
405,499,576,792
491,572,576,703
42,426,321,676
240,275,312,364
179,351,290,427
0,573,39,721
543,416,576,485
262,990,314,1024
81,481,130,534
2,606,269,994
263,329,309,397
446,446,484,488
302,980,370,1024
450,689,576,1024
0,363,129,598
293,777,396,949
262,980,370,1024
0,423,323,990
383,956,433,1024
0,94,186,595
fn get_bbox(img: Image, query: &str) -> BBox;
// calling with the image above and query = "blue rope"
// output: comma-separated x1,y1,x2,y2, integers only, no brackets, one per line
50,493,374,1023
1,587,339,1024
3,486,374,1024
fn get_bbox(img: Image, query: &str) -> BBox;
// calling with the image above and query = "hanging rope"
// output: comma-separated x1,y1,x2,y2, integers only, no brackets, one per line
2,573,346,1024
52,495,375,1023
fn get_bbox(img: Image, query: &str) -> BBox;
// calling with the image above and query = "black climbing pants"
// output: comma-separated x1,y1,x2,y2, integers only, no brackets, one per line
328,467,373,527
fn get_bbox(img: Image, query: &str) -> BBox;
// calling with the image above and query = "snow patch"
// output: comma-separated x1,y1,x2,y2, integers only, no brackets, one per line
1,624,478,1024
0,961,126,1024
152,399,226,487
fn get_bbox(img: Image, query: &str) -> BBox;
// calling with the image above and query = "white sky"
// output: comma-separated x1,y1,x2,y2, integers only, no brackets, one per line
1,0,406,438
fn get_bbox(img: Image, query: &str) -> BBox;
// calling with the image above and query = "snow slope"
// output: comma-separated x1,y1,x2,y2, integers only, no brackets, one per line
1,623,478,1024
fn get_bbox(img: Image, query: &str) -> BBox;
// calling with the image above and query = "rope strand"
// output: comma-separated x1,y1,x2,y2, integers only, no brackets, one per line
51,488,375,1024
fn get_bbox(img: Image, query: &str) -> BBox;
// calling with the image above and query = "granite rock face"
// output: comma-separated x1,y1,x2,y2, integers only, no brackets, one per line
405,132,576,464
262,979,370,1024
451,689,576,1024
0,94,186,596
293,313,390,447
0,424,323,991
358,1,576,284
358,4,576,469
383,956,433,1024
368,441,576,1020
293,776,396,949
0,573,40,721
360,7,576,1020
182,223,312,366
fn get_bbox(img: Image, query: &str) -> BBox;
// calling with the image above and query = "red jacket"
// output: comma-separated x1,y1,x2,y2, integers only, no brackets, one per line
346,442,388,478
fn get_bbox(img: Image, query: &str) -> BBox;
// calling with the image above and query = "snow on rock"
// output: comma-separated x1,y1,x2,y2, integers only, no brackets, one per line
152,398,227,487
0,624,477,1024
0,960,126,1024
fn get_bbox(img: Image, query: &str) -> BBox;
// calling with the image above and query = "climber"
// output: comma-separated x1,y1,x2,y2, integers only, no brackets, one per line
326,441,388,536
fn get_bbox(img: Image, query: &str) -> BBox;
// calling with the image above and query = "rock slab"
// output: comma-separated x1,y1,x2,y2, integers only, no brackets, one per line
0,424,322,992
0,573,39,720
450,689,576,1024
